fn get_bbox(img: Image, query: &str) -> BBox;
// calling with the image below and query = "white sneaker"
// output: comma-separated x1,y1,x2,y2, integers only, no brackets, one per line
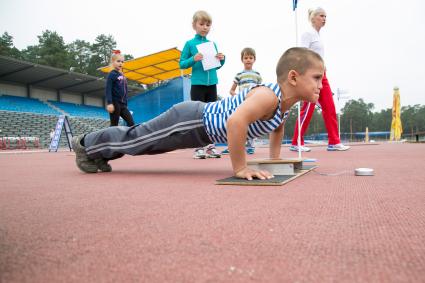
193,148,207,159
206,146,221,158
289,145,311,152
327,143,350,151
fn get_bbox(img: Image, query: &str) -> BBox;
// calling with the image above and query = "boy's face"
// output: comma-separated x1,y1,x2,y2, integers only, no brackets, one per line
193,20,211,37
242,54,255,70
295,62,324,103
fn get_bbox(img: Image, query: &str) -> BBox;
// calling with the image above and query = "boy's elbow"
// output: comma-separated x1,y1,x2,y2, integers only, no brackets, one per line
275,124,284,134
179,60,191,69
227,116,238,129
227,115,246,131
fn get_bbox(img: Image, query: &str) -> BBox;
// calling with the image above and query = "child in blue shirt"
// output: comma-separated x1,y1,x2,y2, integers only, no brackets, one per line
179,10,225,159
105,50,134,127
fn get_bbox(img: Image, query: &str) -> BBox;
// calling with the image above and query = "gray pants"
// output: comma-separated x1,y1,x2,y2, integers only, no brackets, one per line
84,101,212,160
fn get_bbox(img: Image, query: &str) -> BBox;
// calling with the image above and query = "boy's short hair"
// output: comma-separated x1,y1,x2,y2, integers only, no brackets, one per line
241,47,256,60
192,10,212,24
276,47,323,82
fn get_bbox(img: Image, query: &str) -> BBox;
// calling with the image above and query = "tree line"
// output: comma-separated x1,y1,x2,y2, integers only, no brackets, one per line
0,30,133,76
1,31,424,135
284,98,425,139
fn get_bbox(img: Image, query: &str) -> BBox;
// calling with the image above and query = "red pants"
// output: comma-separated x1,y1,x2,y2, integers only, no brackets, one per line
291,72,340,146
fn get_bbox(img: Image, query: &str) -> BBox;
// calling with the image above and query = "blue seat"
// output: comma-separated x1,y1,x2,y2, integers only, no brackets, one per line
48,100,109,119
0,95,61,115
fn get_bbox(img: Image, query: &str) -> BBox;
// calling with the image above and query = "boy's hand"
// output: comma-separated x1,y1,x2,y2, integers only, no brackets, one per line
235,167,274,181
229,82,237,96
194,53,203,61
106,104,115,113
216,53,225,60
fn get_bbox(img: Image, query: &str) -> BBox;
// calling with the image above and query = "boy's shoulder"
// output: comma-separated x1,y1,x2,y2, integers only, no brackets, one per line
250,69,261,75
185,35,208,44
184,37,194,44
236,69,261,76
258,82,279,91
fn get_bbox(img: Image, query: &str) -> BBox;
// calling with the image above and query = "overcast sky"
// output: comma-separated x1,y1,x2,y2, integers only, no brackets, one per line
1,0,425,111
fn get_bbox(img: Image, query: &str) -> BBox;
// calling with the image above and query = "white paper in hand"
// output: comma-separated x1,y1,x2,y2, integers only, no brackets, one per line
196,41,221,71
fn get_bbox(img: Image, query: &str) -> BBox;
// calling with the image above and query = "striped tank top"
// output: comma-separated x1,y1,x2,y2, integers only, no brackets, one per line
202,82,289,143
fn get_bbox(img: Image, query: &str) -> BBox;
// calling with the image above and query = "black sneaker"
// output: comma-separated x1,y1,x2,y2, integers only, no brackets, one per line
72,135,98,173
95,158,112,172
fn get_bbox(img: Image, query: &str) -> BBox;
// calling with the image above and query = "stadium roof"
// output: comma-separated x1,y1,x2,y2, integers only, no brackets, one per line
0,55,143,98
99,47,192,85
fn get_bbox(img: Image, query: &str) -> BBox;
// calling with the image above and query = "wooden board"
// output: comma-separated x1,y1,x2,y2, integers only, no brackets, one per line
247,158,311,175
247,158,303,165
248,163,296,176
216,165,317,186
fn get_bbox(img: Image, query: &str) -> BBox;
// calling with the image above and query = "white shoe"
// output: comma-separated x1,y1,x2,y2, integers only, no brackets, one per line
193,149,207,159
289,145,311,152
206,146,221,158
327,143,350,151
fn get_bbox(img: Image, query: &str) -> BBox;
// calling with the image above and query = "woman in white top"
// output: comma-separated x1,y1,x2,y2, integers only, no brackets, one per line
290,7,350,152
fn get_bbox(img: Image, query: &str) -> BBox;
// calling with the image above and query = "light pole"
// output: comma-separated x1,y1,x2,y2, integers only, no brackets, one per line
336,88,350,139
293,1,301,159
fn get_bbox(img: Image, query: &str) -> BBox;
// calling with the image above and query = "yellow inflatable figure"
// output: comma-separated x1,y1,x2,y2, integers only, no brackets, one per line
390,87,403,141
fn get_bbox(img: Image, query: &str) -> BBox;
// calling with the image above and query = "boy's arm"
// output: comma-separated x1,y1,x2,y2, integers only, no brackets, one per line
229,82,237,96
213,42,225,69
269,123,284,159
217,54,225,68
179,42,195,69
227,86,277,180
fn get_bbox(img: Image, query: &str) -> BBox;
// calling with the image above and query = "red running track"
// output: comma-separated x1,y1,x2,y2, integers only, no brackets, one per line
0,143,424,282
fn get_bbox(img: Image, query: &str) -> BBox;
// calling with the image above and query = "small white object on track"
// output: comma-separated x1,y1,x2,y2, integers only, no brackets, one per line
355,168,374,176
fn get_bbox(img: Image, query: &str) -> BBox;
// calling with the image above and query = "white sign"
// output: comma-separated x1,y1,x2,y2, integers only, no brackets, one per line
196,41,221,71
49,115,73,152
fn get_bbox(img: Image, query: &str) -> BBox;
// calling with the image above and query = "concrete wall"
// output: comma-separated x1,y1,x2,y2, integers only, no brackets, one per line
60,92,82,104
31,87,57,101
0,82,26,97
85,96,104,107
0,81,103,107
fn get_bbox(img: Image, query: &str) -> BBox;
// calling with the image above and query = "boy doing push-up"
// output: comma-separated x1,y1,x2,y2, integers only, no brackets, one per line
72,47,324,180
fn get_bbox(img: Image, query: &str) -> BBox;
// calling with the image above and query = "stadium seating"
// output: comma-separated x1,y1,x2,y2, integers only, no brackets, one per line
0,110,110,149
0,94,114,148
48,100,110,120
0,81,188,148
0,94,61,115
